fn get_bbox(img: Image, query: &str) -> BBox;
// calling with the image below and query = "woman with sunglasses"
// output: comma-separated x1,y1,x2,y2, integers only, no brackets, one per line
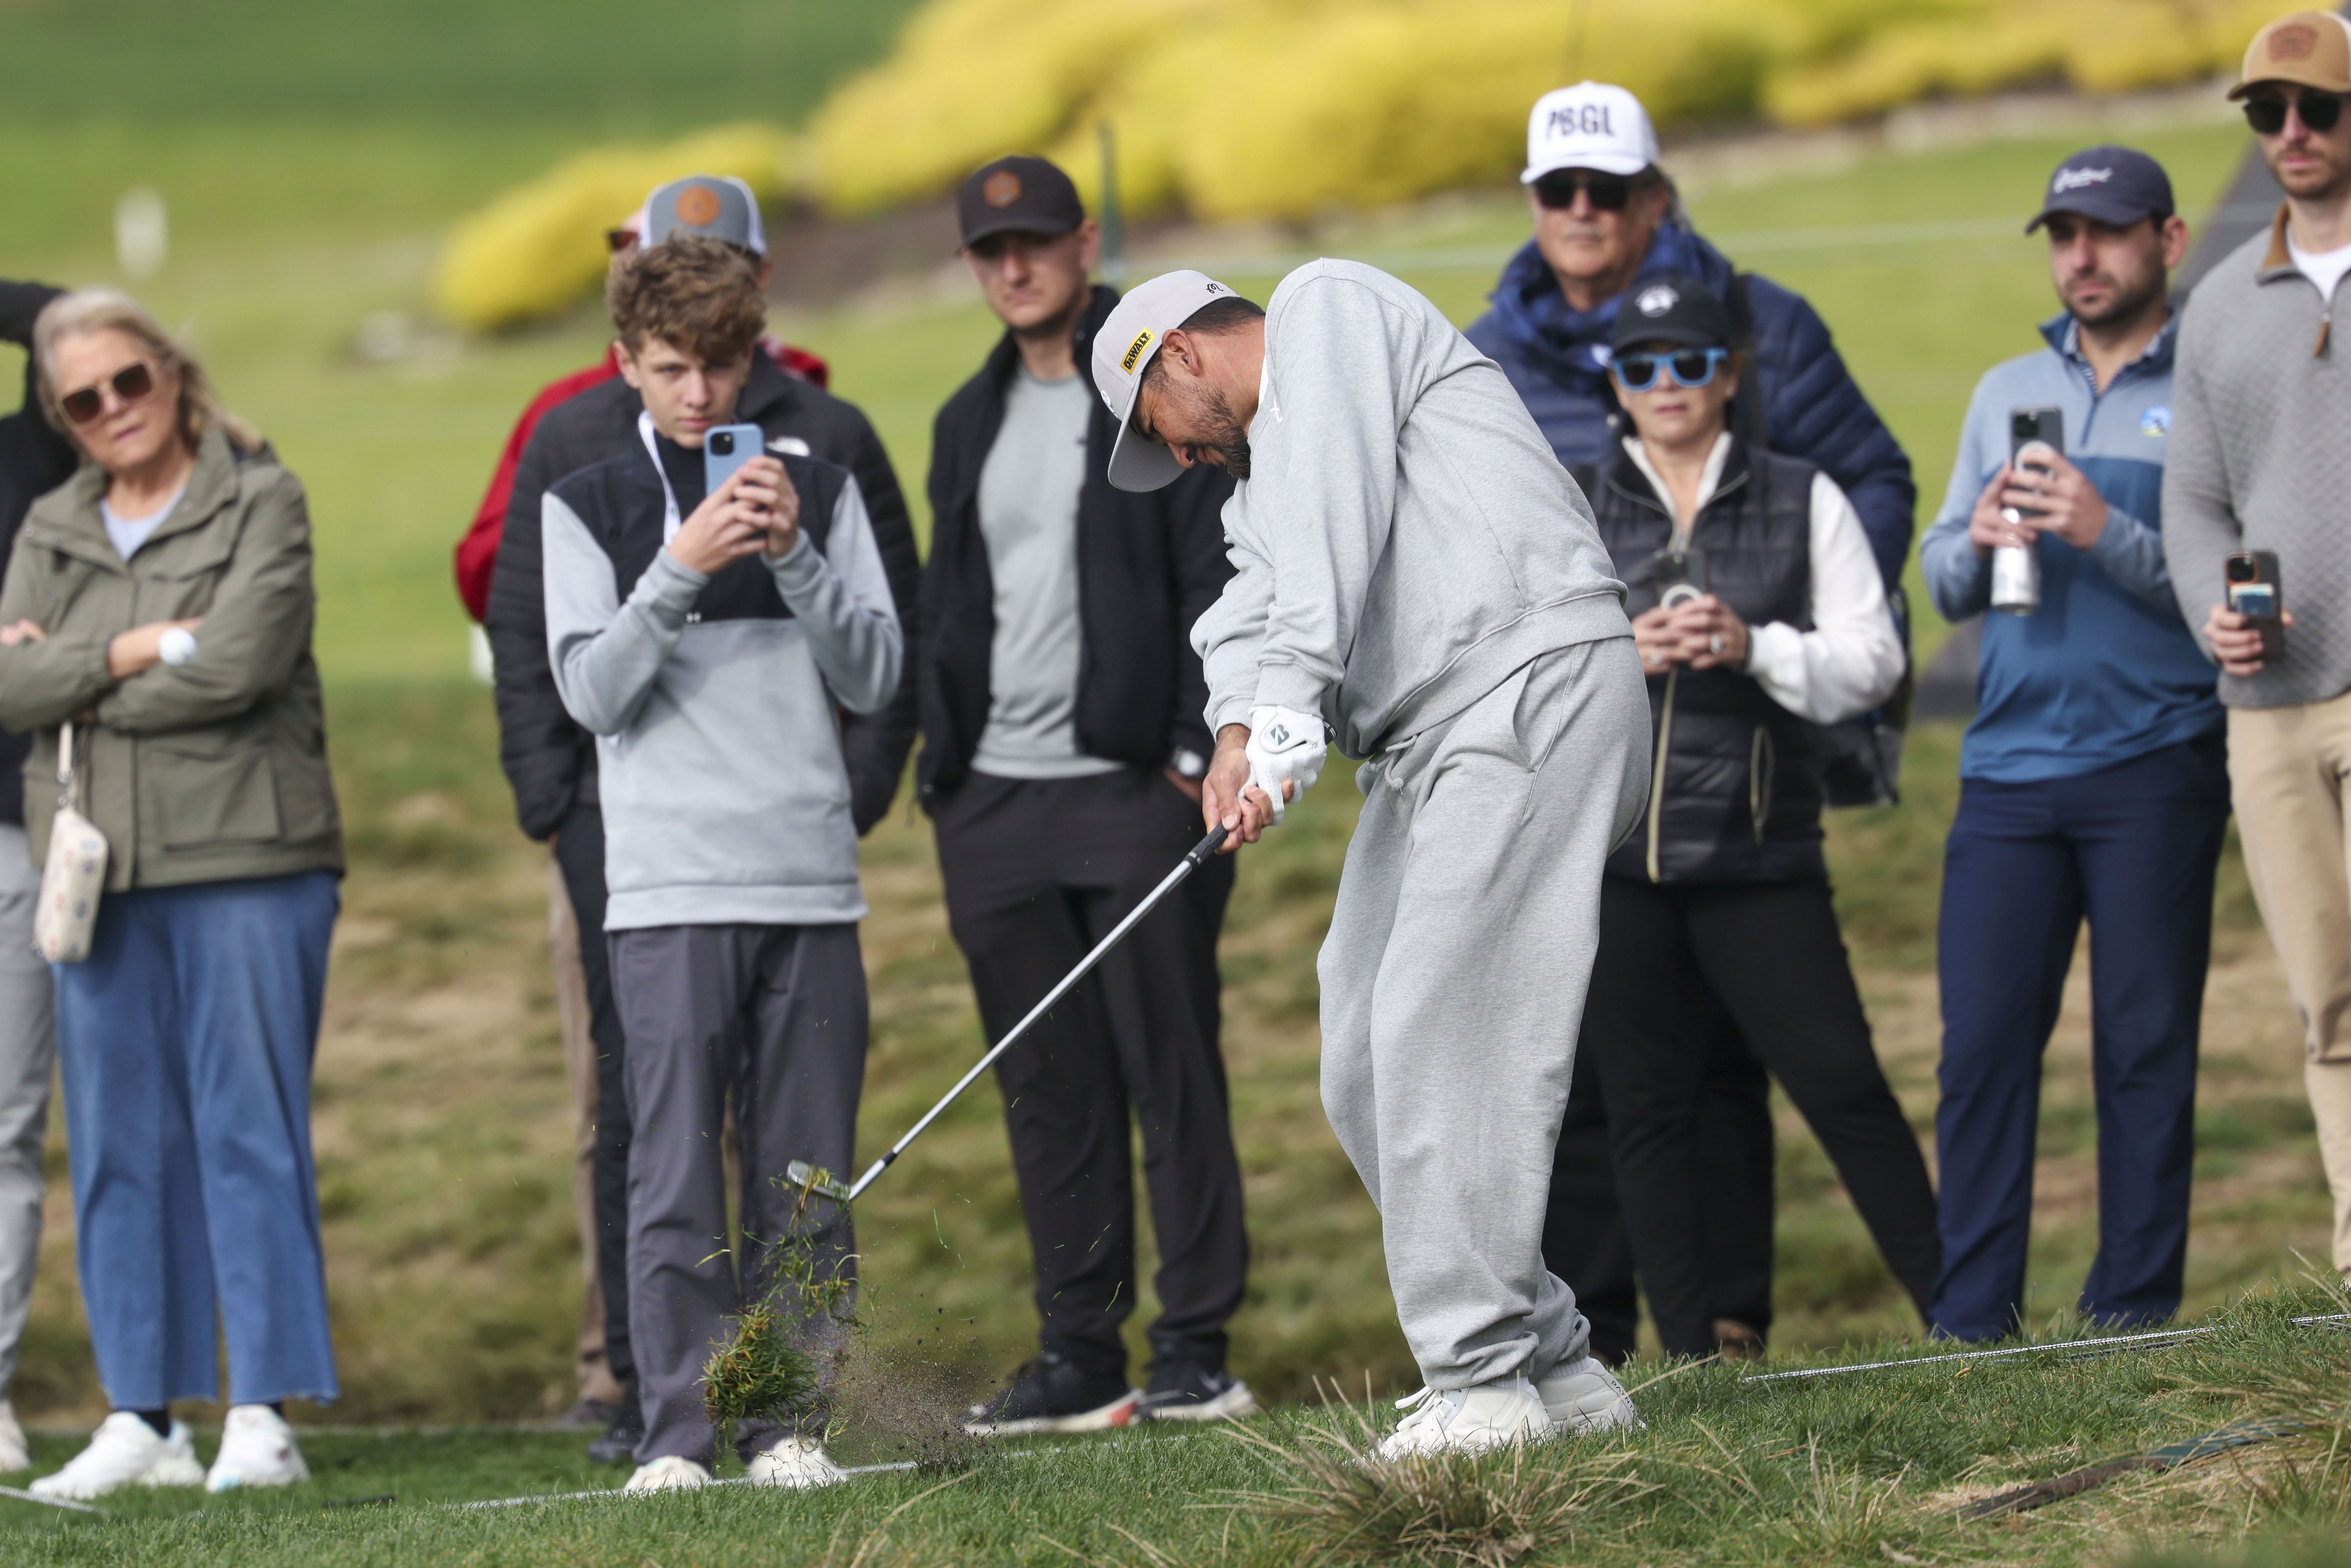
0,290,342,1499
1567,275,1941,1359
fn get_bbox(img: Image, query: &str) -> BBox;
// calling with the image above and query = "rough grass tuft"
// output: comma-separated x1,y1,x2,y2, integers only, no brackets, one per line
701,1170,861,1432
1219,1380,1657,1565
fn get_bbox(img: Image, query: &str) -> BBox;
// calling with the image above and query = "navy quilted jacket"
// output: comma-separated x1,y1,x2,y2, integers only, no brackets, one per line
1466,227,1916,587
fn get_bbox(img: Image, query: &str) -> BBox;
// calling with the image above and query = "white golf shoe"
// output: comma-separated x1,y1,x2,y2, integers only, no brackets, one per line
1535,1356,1641,1433
30,1411,205,1499
0,1397,27,1472
745,1436,846,1489
206,1404,310,1491
624,1455,713,1492
1374,1374,1556,1461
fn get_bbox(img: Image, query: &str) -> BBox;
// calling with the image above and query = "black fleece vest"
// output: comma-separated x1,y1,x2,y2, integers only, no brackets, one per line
549,438,842,624
1577,438,1826,885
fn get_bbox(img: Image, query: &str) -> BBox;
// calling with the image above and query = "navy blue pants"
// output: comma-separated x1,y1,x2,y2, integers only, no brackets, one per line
1929,734,2228,1342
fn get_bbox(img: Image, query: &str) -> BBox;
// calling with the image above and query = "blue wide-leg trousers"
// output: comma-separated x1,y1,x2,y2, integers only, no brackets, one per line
53,871,340,1409
1929,736,2228,1342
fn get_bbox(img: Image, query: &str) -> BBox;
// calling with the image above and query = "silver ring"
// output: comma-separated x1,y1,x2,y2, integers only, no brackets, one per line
1710,633,1724,656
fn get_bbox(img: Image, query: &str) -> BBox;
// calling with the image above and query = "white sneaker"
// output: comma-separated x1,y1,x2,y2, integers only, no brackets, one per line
745,1436,846,1489
623,1455,713,1492
0,1398,27,1472
29,1411,205,1499
1374,1375,1556,1461
206,1404,310,1491
1534,1356,1641,1433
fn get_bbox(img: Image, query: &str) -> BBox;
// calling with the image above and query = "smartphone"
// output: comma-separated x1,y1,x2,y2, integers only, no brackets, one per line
2009,407,2064,509
2227,549,2286,663
1653,544,1709,610
702,423,766,497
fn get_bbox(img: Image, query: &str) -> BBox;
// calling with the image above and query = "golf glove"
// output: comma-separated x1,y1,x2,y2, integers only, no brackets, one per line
1245,705,1328,825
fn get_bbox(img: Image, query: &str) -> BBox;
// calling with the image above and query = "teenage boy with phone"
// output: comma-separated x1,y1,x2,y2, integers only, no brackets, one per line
543,237,902,1491
2165,10,2351,1278
1918,146,2223,1342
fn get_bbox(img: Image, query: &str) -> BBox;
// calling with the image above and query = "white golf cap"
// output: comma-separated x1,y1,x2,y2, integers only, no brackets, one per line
1092,268,1241,493
1522,82,1660,182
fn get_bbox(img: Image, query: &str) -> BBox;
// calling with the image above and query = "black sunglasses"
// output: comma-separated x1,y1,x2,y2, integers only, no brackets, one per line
1612,348,1729,392
2245,89,2344,135
58,361,156,426
1534,170,1636,212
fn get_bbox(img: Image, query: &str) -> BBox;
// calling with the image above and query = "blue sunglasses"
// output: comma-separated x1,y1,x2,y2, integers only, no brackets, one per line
1612,347,1729,393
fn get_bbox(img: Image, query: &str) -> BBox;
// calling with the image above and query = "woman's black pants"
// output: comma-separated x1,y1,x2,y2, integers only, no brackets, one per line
1582,874,1941,1358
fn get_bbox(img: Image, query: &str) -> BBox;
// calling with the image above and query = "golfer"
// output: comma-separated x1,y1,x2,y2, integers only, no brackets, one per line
1094,262,1650,1456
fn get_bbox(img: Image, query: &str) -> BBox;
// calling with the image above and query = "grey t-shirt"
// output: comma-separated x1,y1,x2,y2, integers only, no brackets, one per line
972,365,1120,780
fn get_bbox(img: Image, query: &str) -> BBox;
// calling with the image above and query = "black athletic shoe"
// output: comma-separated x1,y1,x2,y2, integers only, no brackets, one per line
1136,1359,1259,1423
586,1391,643,1466
959,1349,1138,1437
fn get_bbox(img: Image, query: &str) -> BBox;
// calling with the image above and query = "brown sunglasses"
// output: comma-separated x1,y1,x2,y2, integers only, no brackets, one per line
59,362,156,426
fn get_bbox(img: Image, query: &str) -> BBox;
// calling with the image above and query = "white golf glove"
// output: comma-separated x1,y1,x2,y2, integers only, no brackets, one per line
1244,705,1328,825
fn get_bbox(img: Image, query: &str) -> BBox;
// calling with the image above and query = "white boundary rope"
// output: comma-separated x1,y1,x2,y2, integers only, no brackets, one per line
1741,1313,2351,1384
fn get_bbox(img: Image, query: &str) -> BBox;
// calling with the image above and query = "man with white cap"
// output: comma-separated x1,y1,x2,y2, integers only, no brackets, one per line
1470,80,1919,1367
1095,261,1651,1455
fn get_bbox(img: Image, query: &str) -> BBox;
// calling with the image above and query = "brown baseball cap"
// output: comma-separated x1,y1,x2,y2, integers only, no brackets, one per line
2230,10,2351,99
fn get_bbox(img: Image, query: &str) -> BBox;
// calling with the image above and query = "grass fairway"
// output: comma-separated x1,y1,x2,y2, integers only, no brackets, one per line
0,85,2337,1566
8,1287,2351,1564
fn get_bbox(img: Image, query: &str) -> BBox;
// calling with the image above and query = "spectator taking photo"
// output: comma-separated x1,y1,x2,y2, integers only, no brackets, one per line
1920,146,2223,1342
543,238,902,1492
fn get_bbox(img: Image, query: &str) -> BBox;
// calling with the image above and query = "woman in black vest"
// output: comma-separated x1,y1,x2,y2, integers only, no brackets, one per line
1571,278,1940,1359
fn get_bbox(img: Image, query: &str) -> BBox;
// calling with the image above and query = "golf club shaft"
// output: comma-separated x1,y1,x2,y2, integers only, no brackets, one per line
843,822,1229,1202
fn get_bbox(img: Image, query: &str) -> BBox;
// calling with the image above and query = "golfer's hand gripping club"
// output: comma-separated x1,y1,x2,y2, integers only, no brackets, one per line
1243,705,1327,825
795,824,1231,1206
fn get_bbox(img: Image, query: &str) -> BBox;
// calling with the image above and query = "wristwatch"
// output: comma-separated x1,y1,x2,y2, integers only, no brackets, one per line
157,628,197,667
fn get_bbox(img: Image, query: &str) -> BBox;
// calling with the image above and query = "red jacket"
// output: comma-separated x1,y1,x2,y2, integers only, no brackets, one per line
452,338,829,622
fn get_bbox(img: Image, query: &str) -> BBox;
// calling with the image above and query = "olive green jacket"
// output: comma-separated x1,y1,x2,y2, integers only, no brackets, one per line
0,428,342,889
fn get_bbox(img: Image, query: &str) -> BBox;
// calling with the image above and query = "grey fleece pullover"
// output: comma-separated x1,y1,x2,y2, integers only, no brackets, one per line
544,458,902,930
2164,209,2351,709
1193,260,1629,759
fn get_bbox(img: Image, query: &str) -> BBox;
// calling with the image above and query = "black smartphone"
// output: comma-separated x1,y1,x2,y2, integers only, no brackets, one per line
2009,406,2063,511
1653,544,1709,609
2227,550,2286,663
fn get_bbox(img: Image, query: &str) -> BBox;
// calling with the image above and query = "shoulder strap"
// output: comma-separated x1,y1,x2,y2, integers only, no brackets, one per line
1725,274,1770,453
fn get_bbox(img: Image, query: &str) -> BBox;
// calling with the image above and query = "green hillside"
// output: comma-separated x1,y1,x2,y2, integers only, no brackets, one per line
0,0,922,129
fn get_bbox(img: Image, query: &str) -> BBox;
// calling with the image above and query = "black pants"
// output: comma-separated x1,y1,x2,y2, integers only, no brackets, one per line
1543,1024,1775,1364
934,769,1245,1377
1583,875,1940,1358
552,799,633,1391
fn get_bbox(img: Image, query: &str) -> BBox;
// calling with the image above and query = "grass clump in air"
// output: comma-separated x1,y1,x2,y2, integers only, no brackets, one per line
701,1167,861,1445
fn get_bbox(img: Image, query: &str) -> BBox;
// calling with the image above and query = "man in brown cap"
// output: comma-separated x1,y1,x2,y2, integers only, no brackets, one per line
2164,8,2351,1274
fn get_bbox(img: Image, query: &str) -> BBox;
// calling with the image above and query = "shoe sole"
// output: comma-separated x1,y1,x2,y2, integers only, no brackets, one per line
1139,1382,1259,1423
962,1389,1141,1437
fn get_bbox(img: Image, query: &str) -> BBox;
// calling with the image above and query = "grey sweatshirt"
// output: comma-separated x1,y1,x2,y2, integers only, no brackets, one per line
544,448,902,929
2163,209,2351,709
1192,260,1629,759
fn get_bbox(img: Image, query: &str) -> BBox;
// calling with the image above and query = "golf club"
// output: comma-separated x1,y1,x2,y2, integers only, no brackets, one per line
790,821,1230,1205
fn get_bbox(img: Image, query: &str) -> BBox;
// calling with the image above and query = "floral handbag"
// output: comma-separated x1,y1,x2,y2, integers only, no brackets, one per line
34,723,108,963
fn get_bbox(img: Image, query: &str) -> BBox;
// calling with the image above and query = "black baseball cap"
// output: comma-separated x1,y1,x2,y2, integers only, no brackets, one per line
956,155,1084,247
1610,274,1732,353
2025,145,2174,233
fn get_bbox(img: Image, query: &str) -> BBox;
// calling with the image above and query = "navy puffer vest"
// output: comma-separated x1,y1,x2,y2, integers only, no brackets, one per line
1576,437,1826,885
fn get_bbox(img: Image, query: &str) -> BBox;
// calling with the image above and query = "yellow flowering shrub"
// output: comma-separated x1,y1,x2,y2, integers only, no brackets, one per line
436,0,2279,327
431,123,797,332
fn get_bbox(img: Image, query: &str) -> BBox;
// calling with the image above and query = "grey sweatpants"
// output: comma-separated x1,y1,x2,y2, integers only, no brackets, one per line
0,825,53,1398
609,922,866,1467
1319,639,1649,1391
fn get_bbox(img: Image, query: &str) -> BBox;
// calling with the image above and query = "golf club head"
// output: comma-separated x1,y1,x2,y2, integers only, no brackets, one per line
785,1160,855,1205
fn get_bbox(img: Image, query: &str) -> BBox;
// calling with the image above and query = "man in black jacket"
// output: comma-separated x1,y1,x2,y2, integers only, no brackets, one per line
923,158,1250,1434
484,203,920,1463
0,280,75,1471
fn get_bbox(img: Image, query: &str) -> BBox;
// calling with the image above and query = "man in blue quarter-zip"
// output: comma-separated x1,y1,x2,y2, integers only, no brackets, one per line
1918,147,2224,1343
